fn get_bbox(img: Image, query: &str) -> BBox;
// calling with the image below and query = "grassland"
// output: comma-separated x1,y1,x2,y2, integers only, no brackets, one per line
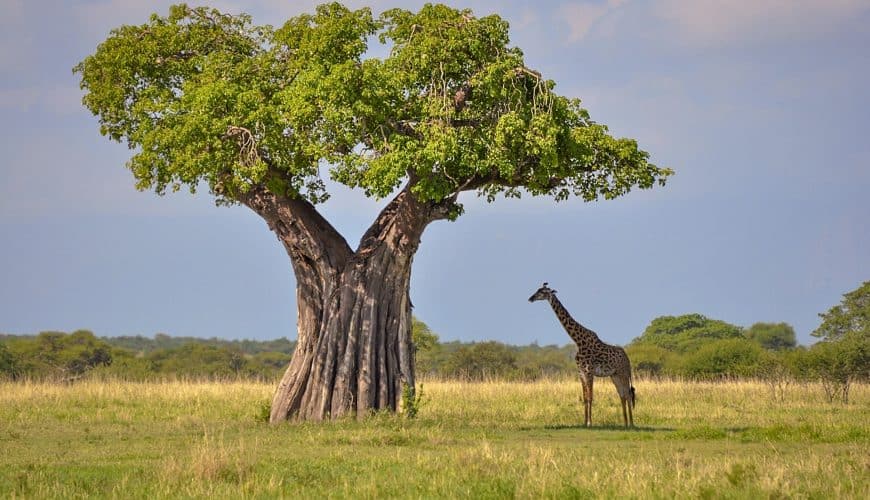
0,378,867,499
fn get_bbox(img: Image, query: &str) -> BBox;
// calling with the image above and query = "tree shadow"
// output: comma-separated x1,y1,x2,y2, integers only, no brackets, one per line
724,426,751,433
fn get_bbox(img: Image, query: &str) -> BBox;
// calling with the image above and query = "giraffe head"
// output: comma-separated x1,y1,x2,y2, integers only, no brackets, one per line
528,282,557,302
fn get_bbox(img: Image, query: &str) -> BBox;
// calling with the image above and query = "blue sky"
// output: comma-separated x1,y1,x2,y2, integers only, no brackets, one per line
1,0,868,346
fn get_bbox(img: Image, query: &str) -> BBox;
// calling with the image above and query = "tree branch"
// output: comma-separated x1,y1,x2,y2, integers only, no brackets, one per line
237,184,353,315
224,125,261,167
356,181,456,257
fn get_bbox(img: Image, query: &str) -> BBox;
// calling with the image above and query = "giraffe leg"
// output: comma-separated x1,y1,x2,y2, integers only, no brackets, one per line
611,374,632,428
620,397,628,427
578,377,589,426
586,376,594,427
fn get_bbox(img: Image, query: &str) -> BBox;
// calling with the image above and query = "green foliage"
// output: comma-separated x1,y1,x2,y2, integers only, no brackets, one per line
625,343,675,377
75,3,671,210
105,333,296,355
6,307,866,388
414,329,574,380
92,349,154,380
412,317,441,376
803,281,870,403
757,348,807,402
254,399,271,423
145,343,259,378
3,330,112,381
804,331,869,403
440,341,518,380
679,338,764,379
632,314,744,353
513,343,576,379
813,280,869,341
401,383,427,419
745,322,797,350
411,317,439,353
0,332,291,381
0,343,15,379
250,351,292,371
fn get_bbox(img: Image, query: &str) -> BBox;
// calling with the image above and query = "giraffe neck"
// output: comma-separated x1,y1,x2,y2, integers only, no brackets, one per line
547,295,600,346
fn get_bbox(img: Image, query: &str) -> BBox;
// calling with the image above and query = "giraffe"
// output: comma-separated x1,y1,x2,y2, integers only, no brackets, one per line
529,282,635,427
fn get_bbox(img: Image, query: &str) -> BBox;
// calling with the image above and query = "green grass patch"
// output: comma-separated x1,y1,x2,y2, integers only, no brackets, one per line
0,379,867,498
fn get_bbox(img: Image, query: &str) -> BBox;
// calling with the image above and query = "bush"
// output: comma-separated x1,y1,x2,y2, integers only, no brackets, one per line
756,349,807,401
679,338,764,379
146,343,256,379
625,344,676,377
803,331,869,403
3,330,113,381
514,344,574,380
745,322,797,351
0,343,17,379
439,341,518,380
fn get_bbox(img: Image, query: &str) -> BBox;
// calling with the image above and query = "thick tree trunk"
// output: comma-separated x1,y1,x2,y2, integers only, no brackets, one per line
240,182,452,421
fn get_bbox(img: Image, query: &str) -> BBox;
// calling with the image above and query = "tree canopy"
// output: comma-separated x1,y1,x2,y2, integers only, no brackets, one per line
1,330,112,381
813,281,869,342
74,3,671,215
745,322,797,351
680,338,764,378
630,314,744,352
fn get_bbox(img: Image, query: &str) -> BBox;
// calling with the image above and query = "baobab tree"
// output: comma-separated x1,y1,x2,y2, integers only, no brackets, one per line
75,3,672,421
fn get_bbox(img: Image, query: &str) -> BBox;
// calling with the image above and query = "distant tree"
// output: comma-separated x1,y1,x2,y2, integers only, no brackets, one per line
75,3,670,421
624,344,676,377
812,281,869,341
757,348,807,402
105,334,297,355
412,317,440,353
252,351,293,371
147,343,250,378
441,341,518,380
238,337,296,355
412,317,441,376
514,344,574,379
745,322,797,351
802,281,870,402
679,338,764,379
804,330,869,403
0,343,17,379
3,330,113,381
631,314,744,352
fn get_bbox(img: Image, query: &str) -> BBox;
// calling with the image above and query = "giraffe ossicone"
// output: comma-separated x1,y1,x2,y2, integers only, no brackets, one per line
529,282,635,427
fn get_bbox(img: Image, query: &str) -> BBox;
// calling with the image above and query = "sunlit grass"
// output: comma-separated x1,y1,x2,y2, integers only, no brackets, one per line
1,378,867,498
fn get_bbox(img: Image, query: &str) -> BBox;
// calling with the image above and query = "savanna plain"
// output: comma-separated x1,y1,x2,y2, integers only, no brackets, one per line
1,378,867,499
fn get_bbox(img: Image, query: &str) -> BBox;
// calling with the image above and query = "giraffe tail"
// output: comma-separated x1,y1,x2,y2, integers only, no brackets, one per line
629,386,636,409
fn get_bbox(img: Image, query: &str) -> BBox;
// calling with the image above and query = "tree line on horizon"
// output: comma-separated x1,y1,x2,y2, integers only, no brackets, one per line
2,282,867,402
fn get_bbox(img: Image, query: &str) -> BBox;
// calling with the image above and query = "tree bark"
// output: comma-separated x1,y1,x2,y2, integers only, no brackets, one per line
240,182,452,421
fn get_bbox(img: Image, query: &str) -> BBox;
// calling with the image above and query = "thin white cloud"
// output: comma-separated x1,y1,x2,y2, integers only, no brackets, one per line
512,7,540,31
655,0,870,47
558,0,627,42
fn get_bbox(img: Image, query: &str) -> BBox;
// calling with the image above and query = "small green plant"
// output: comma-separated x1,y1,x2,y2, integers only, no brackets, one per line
401,383,427,419
725,462,758,487
254,399,271,423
